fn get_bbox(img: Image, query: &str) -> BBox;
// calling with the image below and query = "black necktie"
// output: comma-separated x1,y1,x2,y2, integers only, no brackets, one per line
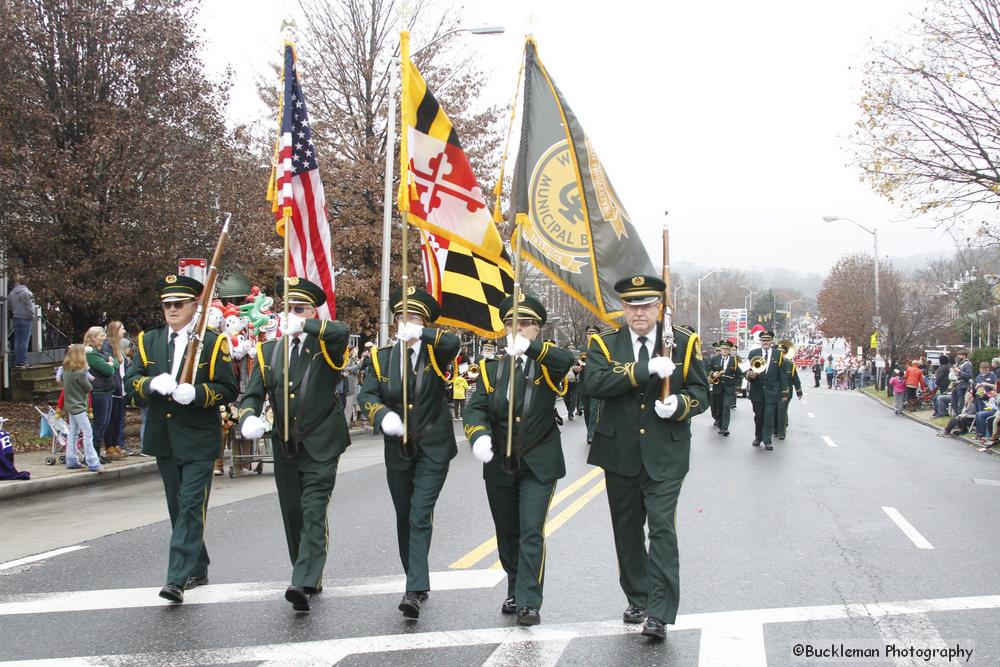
637,336,649,363
168,332,178,368
289,337,301,378
409,347,417,371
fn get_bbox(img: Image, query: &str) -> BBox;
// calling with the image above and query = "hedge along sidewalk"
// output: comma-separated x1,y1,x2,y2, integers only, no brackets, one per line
860,386,1000,458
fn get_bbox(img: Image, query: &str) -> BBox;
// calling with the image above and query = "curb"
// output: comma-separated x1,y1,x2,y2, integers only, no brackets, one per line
859,390,1000,458
0,460,159,502
1,425,375,502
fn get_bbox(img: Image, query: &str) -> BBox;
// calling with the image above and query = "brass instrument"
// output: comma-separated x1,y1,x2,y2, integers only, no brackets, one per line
746,355,767,379
709,370,723,384
577,352,587,366
778,339,795,357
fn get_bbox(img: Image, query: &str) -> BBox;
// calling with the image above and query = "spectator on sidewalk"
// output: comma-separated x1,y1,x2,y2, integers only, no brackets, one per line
903,360,926,411
8,277,36,368
888,369,906,415
825,361,835,389
973,361,996,413
973,390,998,441
103,321,132,455
62,344,102,472
452,371,469,420
939,391,977,436
950,350,973,418
933,354,952,417
84,326,123,462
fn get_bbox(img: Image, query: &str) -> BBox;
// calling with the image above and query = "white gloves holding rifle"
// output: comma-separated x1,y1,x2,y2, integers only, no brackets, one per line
647,356,676,379
654,396,679,419
472,436,494,463
172,383,196,405
150,373,178,396
505,334,530,358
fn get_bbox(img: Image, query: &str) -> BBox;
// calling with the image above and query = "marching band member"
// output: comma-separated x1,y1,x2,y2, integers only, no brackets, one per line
238,278,351,612
463,294,573,626
125,275,238,603
708,340,742,436
746,331,788,450
584,275,709,640
356,287,460,621
774,340,803,439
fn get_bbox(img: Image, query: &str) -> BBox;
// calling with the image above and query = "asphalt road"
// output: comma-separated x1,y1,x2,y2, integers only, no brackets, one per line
2,385,999,666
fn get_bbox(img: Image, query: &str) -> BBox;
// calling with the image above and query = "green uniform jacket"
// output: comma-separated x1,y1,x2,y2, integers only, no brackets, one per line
584,326,710,481
463,340,574,486
709,354,743,391
125,326,238,460
357,327,461,471
237,318,351,464
746,347,789,403
779,358,803,398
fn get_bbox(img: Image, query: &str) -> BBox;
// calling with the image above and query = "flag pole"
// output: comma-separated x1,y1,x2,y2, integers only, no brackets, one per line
660,223,675,401
503,216,524,475
283,208,291,445
397,31,414,461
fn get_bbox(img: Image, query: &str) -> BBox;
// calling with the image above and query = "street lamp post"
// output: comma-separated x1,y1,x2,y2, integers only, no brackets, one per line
822,214,880,329
378,25,505,344
741,286,755,348
697,268,727,338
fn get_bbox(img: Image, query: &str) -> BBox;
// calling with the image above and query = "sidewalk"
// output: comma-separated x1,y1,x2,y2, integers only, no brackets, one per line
859,386,1000,458
1,424,374,502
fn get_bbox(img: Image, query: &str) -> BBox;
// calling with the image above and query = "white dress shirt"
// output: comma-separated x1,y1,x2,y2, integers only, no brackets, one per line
628,328,656,362
400,340,422,374
168,326,190,378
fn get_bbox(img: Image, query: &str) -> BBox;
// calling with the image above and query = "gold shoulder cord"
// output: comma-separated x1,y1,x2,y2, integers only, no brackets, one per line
479,359,493,394
683,332,700,383
319,321,349,370
371,347,385,382
137,331,149,367
256,342,268,388
426,345,452,383
209,333,226,381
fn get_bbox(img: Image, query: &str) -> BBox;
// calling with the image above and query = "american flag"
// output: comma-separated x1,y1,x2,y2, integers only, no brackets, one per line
268,43,336,319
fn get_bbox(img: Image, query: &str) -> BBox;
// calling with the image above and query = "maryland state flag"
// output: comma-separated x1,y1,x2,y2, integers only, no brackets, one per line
398,31,513,336
510,39,654,325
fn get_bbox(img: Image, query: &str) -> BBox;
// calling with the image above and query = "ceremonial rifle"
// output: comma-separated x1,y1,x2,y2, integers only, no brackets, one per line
659,224,675,401
502,218,524,475
179,214,231,385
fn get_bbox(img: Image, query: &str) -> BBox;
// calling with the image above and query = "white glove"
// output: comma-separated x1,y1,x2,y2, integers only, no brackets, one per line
172,383,196,405
504,334,530,358
472,436,494,463
285,313,305,336
395,321,423,343
654,395,679,419
150,373,178,396
232,338,256,360
647,356,676,379
241,415,267,440
381,410,404,437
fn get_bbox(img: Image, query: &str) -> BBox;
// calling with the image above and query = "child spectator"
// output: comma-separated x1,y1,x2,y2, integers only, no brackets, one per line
903,360,926,411
452,372,469,420
888,369,906,415
62,344,102,472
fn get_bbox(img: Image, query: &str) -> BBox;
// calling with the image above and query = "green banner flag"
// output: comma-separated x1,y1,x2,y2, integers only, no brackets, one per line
510,38,655,325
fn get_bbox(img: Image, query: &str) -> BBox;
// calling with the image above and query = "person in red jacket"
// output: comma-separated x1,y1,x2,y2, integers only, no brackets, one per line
903,360,926,411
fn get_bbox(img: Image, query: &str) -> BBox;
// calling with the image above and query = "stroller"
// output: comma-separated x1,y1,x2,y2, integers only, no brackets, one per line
35,405,84,466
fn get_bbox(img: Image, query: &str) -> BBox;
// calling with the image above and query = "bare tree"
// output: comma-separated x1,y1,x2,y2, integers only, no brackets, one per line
853,0,1000,232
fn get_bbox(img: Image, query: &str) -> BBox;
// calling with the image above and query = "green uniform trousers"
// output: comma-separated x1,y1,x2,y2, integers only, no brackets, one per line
273,448,339,589
485,467,556,610
774,398,790,437
156,455,214,586
386,453,449,593
751,398,776,444
604,468,684,624
711,388,734,431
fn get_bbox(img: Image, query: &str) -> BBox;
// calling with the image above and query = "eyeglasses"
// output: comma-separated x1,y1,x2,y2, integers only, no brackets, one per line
162,302,189,310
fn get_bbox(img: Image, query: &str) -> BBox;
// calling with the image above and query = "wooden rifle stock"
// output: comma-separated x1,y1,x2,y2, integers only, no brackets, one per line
179,214,231,384
660,225,675,402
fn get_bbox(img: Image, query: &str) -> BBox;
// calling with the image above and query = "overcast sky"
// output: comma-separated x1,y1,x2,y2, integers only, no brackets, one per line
197,0,951,276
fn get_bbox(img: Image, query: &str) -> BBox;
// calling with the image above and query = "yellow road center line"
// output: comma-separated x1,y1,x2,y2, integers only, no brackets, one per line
449,467,605,570
488,478,607,570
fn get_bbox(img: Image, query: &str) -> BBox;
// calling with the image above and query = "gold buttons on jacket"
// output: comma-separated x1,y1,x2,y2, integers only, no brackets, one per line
515,416,521,423
166,413,172,419
640,403,646,410
290,393,295,399
639,427,646,435
408,404,414,410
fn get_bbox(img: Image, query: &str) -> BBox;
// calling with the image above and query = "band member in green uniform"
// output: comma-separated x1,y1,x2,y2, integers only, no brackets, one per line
706,342,721,426
584,275,710,641
238,278,351,612
746,331,788,450
357,287,460,621
125,275,238,603
773,340,803,439
708,340,742,436
463,294,573,626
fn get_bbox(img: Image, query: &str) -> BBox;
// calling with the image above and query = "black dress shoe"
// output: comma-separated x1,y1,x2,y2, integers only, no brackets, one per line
417,591,429,602
399,592,421,619
752,440,761,447
158,583,184,603
184,575,209,590
712,421,720,427
501,596,516,614
777,435,785,440
764,443,773,450
641,616,666,640
623,604,647,624
304,585,323,596
285,585,310,611
722,431,730,436
516,606,540,626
